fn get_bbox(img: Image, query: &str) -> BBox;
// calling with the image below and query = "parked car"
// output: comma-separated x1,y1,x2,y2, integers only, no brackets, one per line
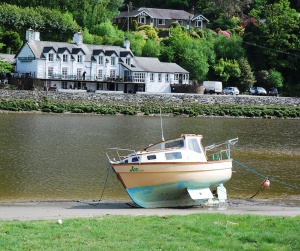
223,87,240,95
249,87,267,95
268,87,279,96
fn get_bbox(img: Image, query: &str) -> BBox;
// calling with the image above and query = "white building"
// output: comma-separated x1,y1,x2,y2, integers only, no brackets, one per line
15,28,189,93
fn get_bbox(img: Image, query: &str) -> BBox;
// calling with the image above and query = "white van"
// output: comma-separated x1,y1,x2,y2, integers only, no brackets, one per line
203,81,223,94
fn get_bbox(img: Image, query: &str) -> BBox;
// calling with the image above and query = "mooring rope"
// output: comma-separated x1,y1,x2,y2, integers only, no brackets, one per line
233,159,300,190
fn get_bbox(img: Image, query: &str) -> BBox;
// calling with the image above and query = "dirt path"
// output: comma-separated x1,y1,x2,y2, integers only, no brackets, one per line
1,198,299,221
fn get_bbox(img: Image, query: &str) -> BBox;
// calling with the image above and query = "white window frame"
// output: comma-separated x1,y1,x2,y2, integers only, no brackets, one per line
62,54,68,62
110,69,116,78
62,67,68,79
134,73,145,83
165,74,169,82
48,67,53,78
97,69,103,80
138,16,146,24
174,74,179,81
195,20,203,28
158,19,165,25
77,55,83,63
77,68,82,79
126,58,131,65
98,55,103,65
48,53,54,62
150,73,154,82
111,56,116,66
158,73,162,82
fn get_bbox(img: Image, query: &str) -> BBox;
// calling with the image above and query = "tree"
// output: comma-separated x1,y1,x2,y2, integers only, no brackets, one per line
142,39,160,57
237,58,256,92
267,69,284,89
1,31,22,53
213,58,241,83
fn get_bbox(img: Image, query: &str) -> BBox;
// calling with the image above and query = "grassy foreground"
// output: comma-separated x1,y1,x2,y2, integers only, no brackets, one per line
1,214,299,250
0,97,300,118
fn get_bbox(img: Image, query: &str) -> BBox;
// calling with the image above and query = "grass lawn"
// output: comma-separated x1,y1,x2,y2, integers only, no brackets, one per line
0,213,299,250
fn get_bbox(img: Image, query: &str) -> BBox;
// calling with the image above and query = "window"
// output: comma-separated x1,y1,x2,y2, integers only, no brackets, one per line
62,54,68,62
62,67,68,79
132,157,140,162
134,73,145,82
98,56,103,65
62,82,68,89
77,55,83,63
195,20,203,28
174,74,179,80
138,16,146,24
165,74,169,82
165,140,184,149
97,69,103,80
150,73,154,82
48,53,54,62
48,67,53,78
187,138,201,153
158,74,162,82
176,20,183,26
110,69,116,78
111,56,116,66
147,155,156,160
158,19,165,25
126,58,131,65
165,152,182,160
77,68,82,79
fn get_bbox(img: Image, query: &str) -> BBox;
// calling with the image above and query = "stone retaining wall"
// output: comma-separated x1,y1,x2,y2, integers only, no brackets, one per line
0,90,299,106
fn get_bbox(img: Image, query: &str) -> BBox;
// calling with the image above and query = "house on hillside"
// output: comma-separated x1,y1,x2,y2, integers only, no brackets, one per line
114,4,209,32
14,28,189,93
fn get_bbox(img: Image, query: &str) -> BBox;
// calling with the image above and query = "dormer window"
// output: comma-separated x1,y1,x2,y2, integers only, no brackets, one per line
111,56,116,66
48,53,54,62
98,55,103,65
63,54,68,62
77,55,83,63
126,58,131,65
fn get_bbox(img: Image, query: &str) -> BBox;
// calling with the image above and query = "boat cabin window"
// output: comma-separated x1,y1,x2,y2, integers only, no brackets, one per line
187,138,201,153
165,152,182,160
132,157,140,162
147,155,156,160
165,139,184,149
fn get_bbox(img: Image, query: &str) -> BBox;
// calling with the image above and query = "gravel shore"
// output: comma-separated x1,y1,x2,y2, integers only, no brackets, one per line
1,198,299,221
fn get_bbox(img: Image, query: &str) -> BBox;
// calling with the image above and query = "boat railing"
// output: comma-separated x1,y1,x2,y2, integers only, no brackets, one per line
106,148,139,163
204,137,238,160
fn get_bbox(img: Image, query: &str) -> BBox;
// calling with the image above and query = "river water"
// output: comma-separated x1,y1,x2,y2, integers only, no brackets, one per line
0,113,299,203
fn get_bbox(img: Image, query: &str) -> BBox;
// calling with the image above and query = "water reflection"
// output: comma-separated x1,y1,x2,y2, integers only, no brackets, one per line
0,113,299,202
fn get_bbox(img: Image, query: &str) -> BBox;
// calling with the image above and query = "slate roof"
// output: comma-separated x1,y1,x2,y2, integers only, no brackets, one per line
0,53,15,64
122,57,189,73
116,7,208,21
25,41,131,61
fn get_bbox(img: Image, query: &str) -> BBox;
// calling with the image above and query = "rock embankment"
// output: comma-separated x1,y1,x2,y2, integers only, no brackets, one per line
0,90,299,106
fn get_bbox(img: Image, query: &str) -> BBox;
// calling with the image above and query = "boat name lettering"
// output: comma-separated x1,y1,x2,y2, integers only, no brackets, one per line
130,166,143,172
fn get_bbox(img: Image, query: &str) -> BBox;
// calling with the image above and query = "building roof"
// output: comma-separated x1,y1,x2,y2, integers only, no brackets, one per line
123,57,189,73
23,40,131,62
116,7,209,22
0,53,15,64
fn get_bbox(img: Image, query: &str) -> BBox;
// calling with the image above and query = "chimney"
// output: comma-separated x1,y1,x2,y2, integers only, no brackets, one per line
190,6,195,15
128,1,133,12
34,31,40,41
123,38,130,50
73,31,83,45
26,28,34,43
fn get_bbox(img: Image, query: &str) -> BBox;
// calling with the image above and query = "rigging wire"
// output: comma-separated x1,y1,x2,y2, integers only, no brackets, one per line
233,159,300,191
